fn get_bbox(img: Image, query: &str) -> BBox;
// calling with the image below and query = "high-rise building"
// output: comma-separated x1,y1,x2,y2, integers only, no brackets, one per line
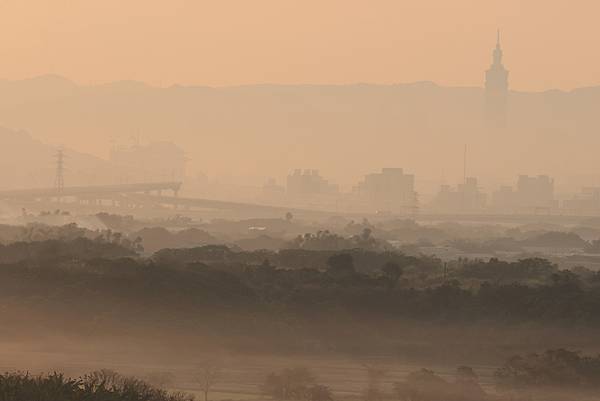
563,187,600,214
516,175,555,209
286,169,338,196
430,177,486,213
354,168,417,213
492,175,557,213
485,30,509,127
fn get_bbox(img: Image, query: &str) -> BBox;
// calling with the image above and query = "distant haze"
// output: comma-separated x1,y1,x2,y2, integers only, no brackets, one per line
0,77,599,199
0,1,599,204
0,1,598,91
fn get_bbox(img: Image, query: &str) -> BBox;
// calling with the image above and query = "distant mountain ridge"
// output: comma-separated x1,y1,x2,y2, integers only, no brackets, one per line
0,75,598,193
2,74,598,94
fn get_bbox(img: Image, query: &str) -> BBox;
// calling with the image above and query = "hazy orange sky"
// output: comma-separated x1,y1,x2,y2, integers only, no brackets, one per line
0,0,598,91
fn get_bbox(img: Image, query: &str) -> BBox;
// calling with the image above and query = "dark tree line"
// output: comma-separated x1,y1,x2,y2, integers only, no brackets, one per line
0,241,600,325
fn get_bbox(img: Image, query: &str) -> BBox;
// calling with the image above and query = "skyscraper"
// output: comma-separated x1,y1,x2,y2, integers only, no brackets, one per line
485,30,509,127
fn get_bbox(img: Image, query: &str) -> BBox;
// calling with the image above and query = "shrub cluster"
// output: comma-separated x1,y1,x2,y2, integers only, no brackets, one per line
0,370,192,401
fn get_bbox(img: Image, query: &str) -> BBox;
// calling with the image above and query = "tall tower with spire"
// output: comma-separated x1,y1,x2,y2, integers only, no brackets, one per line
485,30,509,127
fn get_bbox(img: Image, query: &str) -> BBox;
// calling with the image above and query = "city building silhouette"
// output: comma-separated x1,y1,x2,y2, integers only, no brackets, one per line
286,169,338,196
353,168,417,213
492,175,557,213
430,177,486,213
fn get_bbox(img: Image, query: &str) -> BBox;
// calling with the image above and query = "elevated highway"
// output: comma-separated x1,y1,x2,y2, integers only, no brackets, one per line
0,182,182,200
2,183,599,223
0,182,335,219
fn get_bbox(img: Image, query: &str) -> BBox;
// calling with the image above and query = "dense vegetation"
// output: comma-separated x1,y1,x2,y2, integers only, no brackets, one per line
392,366,486,401
0,370,192,401
0,238,599,326
495,349,600,391
2,222,600,362
262,367,333,401
260,350,600,401
9,216,600,256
